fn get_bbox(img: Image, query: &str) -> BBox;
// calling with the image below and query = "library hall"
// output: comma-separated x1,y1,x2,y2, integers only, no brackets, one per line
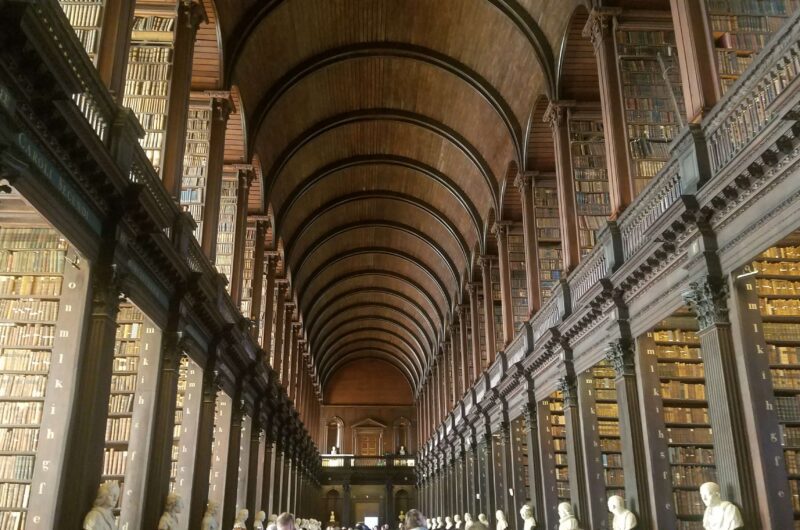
0,0,799,529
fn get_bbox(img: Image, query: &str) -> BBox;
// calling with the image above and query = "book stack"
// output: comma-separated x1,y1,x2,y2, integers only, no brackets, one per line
57,0,105,63
215,176,238,287
180,102,212,240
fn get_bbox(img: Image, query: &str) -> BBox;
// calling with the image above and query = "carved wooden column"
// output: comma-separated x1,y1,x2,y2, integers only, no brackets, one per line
605,339,652,526
480,424,496,519
536,398,559,529
544,101,580,272
575,373,609,529
250,221,267,339
458,305,470,393
469,431,481,515
479,257,497,365
493,223,515,345
95,0,135,99
670,0,720,122
583,8,633,214
682,277,759,525
188,357,221,529
272,283,287,374
246,408,263,519
261,255,278,351
162,0,207,198
230,170,254,305
260,411,276,515
281,304,294,385
342,481,352,526
201,95,233,259
450,324,462,400
521,396,545,525
468,283,483,379
560,373,590,524
493,420,514,528
515,172,542,316
53,258,122,528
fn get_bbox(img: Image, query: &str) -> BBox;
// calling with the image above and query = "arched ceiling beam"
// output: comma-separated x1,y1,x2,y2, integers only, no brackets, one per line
319,330,423,383
297,248,455,313
301,270,446,345
322,348,417,391
309,302,435,353
305,286,440,345
247,43,523,161
315,316,428,372
283,191,470,273
276,155,483,244
261,110,499,220
223,0,556,99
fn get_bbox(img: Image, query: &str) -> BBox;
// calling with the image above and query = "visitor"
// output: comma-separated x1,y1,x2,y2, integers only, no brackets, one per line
405,509,427,530
277,513,297,530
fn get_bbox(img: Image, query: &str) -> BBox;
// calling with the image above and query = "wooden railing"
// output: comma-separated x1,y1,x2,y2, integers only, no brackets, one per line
320,455,416,468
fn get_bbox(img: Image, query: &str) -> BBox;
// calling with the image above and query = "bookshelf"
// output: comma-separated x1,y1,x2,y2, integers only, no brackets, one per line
491,431,507,513
541,391,569,504
507,225,528,330
476,289,489,372
752,241,800,527
208,391,232,511
615,27,685,196
57,0,106,63
173,358,202,506
122,11,176,175
215,176,238,289
511,415,530,502
706,0,800,94
180,100,212,240
169,355,188,490
490,261,504,352
568,109,611,256
240,223,256,318
533,178,562,302
638,310,716,530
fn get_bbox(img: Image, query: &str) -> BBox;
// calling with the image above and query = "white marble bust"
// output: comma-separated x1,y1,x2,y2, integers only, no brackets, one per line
607,496,635,530
454,514,462,529
519,504,536,530
254,511,267,530
202,501,221,530
495,510,507,530
437,516,444,529
464,513,474,530
701,482,744,530
477,514,489,527
158,492,183,530
446,516,454,530
234,508,249,529
83,481,120,530
557,503,580,530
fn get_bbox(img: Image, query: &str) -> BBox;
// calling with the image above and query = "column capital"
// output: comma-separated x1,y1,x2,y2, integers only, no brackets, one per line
180,0,208,30
558,375,577,409
477,255,495,269
543,99,574,129
276,280,289,293
492,220,511,239
682,276,729,329
91,264,125,317
605,338,636,376
210,94,234,123
521,402,537,432
514,171,537,192
467,281,481,295
582,7,622,49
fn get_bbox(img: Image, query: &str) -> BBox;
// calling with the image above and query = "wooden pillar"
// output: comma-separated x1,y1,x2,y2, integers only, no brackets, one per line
536,398,559,529
250,221,267,338
342,481,352,526
670,0,720,122
262,255,278,351
260,434,275,515
53,248,121,528
246,413,263,519
575,374,609,529
230,170,253,305
201,95,233,260
468,283,482,379
480,427,496,520
188,357,221,529
515,172,542,316
493,421,514,528
458,305,470,393
479,258,497,365
281,305,295,385
95,0,135,99
450,324,462,401
469,431,481,516
272,283,287,374
493,223,515,345
560,374,590,524
161,0,207,198
544,101,580,272
521,398,545,525
385,479,395,523
583,8,633,215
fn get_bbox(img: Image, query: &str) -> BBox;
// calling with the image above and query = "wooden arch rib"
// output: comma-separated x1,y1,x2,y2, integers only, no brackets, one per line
275,155,483,244
262,109,499,219
246,43,523,161
316,318,428,369
291,223,461,299
319,331,423,382
301,270,445,337
321,348,417,391
305,287,440,345
223,0,556,98
309,301,435,353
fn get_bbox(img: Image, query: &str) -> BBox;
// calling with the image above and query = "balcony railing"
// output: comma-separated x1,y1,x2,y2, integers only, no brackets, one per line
320,455,416,468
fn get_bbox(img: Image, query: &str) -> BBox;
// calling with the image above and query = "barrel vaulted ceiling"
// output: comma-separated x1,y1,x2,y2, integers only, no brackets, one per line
212,0,582,395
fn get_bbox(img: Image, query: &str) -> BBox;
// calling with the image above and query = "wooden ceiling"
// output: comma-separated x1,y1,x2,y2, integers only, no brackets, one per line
209,0,581,394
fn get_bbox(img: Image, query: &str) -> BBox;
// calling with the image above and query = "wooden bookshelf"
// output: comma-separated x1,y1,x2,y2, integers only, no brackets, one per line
639,311,716,530
215,175,237,289
507,225,528,331
122,11,176,175
706,0,800,94
209,391,232,511
568,109,610,256
57,0,106,63
180,100,212,240
533,178,562,302
539,391,569,504
169,355,188,489
173,358,202,505
476,289,489,372
615,26,685,196
240,222,256,318
511,415,530,501
752,242,800,527
490,261,504,353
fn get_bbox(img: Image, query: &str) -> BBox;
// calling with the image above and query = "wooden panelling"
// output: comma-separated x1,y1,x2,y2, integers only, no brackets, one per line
324,359,414,406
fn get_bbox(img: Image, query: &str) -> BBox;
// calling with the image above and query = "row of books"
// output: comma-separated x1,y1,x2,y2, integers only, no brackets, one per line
672,465,717,486
124,79,170,97
115,341,140,356
764,323,800,341
673,490,705,516
717,50,754,76
0,483,30,510
58,2,103,28
132,15,175,33
627,124,675,142
667,426,713,444
0,456,34,481
0,401,42,425
0,230,67,251
716,32,771,52
0,351,50,373
0,511,25,530
0,325,54,348
769,345,800,366
0,276,62,297
0,429,37,453
653,329,700,343
105,417,132,442
783,425,800,447
110,374,137,393
670,446,715,465
115,323,141,340
658,362,705,378
0,251,65,275
128,46,173,64
662,382,707,400
0,299,59,322
119,305,143,320
762,298,800,315
108,393,134,414
112,356,138,372
629,140,670,160
777,396,800,422
762,246,800,259
664,407,709,424
0,375,47,398
633,159,668,179
706,0,797,16
102,448,128,476
124,96,167,114
602,453,623,467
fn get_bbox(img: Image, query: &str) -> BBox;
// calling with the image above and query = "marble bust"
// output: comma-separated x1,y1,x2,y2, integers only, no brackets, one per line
495,510,507,530
254,511,267,530
158,492,183,530
437,516,444,529
201,501,221,530
519,504,536,530
83,481,120,530
607,496,636,530
234,508,249,529
446,516,454,530
701,482,744,530
477,514,489,527
454,514,462,529
557,503,581,530
464,513,474,530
